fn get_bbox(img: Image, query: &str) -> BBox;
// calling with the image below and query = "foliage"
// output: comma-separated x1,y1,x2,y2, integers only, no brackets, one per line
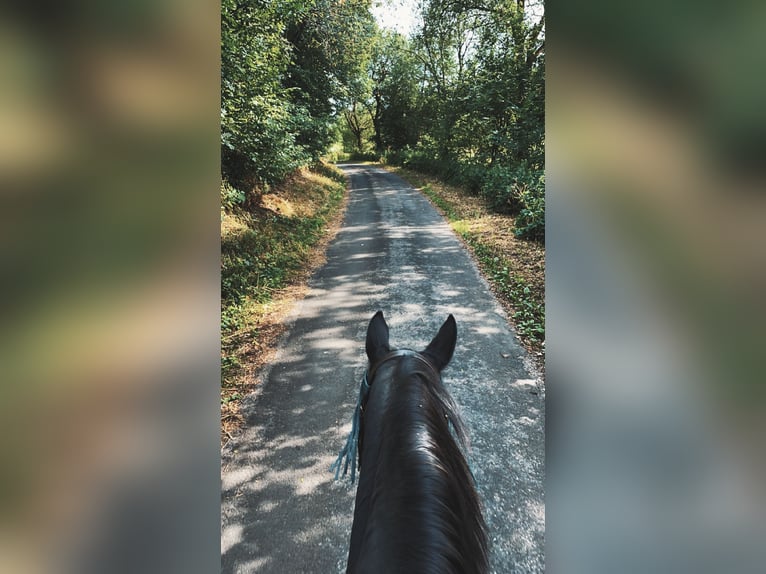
221,0,544,238
220,180,246,211
221,0,375,190
343,101,375,153
222,201,341,324
513,171,545,242
309,160,348,184
347,151,383,162
476,246,545,343
221,163,347,412
337,0,545,240
284,0,376,158
480,163,544,239
369,31,422,151
220,0,312,189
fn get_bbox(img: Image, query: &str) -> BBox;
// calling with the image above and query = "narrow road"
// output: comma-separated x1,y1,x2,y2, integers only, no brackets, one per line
221,164,545,573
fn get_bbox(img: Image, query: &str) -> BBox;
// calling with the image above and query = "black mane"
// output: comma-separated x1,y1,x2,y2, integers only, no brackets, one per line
347,355,489,574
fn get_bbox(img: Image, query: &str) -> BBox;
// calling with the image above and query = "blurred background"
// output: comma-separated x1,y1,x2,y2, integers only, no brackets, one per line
548,0,766,572
0,1,220,573
1,0,765,572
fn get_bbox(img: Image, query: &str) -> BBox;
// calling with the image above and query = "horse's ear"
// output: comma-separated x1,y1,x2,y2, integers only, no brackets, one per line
366,311,390,364
423,314,457,372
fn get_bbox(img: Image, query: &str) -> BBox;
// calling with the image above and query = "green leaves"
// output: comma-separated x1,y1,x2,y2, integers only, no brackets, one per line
356,1,546,244
221,182,246,209
477,164,544,240
222,0,375,189
221,0,304,187
285,0,376,157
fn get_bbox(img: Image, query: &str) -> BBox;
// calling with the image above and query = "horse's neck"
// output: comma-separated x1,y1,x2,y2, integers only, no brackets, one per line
364,386,467,568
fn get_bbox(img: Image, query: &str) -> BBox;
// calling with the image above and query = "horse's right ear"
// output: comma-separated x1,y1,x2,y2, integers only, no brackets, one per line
366,311,390,364
423,314,457,372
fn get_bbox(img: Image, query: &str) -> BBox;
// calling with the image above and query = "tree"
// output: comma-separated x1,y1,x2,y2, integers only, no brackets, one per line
340,28,421,154
412,5,474,160
371,0,545,237
373,31,422,151
221,0,308,190
343,100,374,152
285,0,376,158
413,0,545,167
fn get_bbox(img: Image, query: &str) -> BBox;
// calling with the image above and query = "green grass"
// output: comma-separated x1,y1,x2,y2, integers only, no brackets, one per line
421,184,459,219
221,212,335,321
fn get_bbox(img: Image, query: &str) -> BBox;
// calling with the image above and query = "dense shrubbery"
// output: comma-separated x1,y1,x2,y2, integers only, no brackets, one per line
480,164,545,242
384,148,476,189
514,175,545,242
220,180,247,211
481,164,541,212
221,0,374,192
347,151,382,162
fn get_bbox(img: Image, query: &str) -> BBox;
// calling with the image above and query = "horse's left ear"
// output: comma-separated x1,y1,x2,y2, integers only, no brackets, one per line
423,314,457,372
366,310,391,364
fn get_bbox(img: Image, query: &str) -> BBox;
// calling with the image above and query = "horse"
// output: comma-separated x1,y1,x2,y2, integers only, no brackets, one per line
331,311,489,574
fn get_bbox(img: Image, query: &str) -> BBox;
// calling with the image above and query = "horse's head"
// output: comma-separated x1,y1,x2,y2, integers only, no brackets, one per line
360,310,467,466
330,310,463,484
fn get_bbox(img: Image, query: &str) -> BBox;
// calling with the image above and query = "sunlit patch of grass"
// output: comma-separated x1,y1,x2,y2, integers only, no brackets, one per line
451,220,471,235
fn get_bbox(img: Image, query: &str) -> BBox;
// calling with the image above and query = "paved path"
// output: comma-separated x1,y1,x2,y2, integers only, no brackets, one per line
221,164,545,573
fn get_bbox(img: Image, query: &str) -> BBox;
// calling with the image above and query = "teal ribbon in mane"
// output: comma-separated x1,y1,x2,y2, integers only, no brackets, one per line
330,372,369,484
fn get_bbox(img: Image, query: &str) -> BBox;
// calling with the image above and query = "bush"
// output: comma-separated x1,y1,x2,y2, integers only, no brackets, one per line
513,172,545,242
405,152,446,176
382,148,409,166
221,180,246,210
481,164,544,242
481,166,515,213
481,164,533,212
385,147,485,195
386,147,544,242
324,150,350,163
453,163,486,195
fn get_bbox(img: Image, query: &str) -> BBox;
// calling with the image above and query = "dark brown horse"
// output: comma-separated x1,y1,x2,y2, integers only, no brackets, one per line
332,311,489,573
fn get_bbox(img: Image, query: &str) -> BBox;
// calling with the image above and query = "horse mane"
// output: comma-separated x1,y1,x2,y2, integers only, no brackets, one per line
349,355,489,574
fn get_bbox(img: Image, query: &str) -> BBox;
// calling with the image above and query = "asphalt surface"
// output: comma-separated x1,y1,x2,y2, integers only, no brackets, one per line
221,164,545,573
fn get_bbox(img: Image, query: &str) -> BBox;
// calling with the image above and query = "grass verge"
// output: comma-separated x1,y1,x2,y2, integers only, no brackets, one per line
382,164,545,364
221,163,348,443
